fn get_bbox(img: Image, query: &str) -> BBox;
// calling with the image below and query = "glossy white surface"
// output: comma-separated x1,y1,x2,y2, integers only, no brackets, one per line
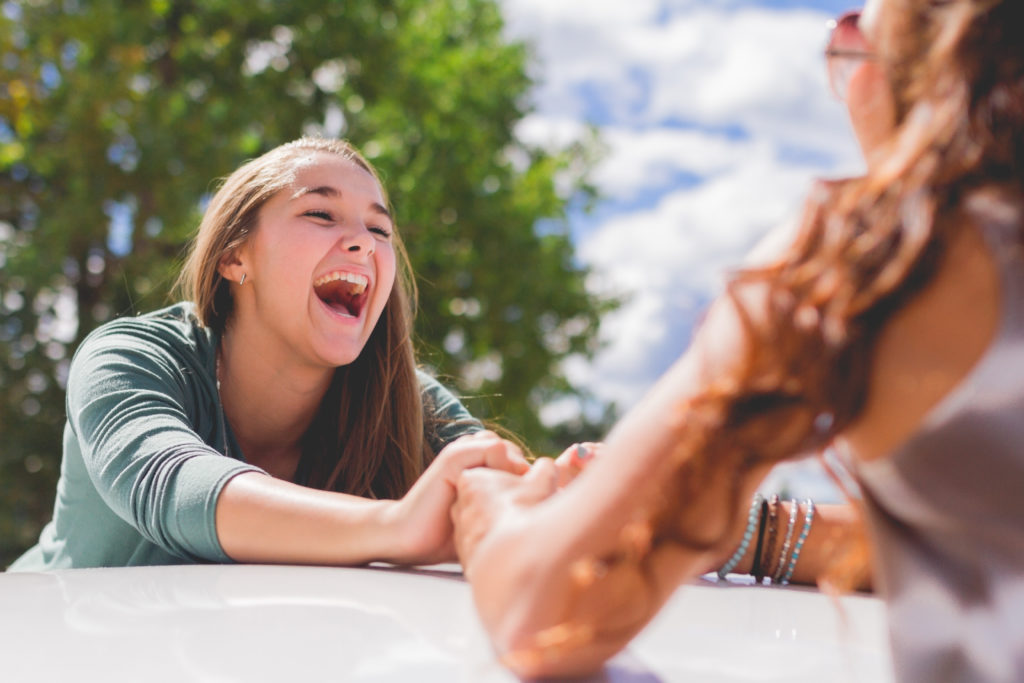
0,565,893,682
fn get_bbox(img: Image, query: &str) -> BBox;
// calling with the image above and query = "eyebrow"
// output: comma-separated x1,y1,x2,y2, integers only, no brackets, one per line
292,185,392,221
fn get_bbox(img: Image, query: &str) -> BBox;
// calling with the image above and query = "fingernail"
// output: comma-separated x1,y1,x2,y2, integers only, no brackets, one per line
575,443,591,461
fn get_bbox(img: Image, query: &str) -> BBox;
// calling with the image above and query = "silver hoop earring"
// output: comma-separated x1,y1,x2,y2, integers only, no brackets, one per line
239,273,246,285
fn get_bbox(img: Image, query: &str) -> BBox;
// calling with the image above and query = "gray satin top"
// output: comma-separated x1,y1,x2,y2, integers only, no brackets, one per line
854,206,1024,682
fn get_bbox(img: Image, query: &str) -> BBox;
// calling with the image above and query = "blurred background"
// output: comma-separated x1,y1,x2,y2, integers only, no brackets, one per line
0,0,860,567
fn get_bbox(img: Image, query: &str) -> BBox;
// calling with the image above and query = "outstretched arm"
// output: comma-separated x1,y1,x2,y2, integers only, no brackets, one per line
217,430,529,566
67,316,525,568
453,289,777,678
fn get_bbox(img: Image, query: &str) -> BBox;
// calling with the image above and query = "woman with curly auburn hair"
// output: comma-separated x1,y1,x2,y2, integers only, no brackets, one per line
452,0,1024,679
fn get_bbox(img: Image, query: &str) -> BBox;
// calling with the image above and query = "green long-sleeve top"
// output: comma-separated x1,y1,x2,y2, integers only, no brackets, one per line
8,303,481,571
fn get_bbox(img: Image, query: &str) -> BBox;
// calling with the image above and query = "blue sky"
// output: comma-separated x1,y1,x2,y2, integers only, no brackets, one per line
500,0,865,498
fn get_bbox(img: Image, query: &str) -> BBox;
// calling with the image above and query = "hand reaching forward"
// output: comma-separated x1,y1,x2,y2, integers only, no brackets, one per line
386,430,530,566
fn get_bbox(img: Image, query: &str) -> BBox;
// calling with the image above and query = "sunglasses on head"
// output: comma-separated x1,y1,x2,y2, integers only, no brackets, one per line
824,10,876,101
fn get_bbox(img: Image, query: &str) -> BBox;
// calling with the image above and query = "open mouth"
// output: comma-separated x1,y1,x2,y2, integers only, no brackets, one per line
313,271,369,319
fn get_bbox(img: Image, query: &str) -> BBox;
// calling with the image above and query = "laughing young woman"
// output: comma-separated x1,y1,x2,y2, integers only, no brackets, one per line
9,137,528,571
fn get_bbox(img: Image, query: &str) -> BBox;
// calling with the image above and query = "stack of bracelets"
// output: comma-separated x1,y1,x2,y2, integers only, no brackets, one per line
716,493,816,585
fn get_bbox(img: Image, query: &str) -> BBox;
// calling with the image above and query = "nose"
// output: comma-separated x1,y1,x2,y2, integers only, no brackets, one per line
339,224,375,257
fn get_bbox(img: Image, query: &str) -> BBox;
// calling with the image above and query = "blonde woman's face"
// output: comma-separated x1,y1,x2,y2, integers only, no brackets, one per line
228,152,397,369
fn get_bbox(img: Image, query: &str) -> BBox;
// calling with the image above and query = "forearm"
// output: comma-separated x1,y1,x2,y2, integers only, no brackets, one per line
215,472,402,565
465,457,770,678
217,431,529,567
466,506,638,678
460,294,784,675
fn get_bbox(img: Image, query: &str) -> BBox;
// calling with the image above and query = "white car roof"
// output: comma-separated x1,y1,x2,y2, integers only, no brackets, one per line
0,564,892,681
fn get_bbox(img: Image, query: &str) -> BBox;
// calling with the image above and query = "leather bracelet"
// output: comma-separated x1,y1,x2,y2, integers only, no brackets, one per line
758,494,780,583
749,497,770,581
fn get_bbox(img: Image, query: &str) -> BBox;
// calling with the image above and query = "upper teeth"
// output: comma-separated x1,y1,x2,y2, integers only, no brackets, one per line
314,271,368,294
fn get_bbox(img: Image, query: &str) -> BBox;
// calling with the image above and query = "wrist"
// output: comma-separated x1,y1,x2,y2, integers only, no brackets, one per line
369,498,408,564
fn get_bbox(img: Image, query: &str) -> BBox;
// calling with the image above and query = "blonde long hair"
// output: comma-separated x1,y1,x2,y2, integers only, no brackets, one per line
177,138,432,498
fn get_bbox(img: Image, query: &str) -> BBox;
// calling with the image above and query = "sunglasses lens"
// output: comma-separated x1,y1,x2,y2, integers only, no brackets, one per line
825,11,866,101
830,12,863,50
827,56,857,100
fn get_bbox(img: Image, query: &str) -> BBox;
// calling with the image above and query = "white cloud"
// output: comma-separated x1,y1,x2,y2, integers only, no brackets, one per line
594,126,757,201
501,0,664,39
501,0,865,501
506,3,857,148
505,10,855,503
503,1,863,405
514,114,585,151
576,146,819,406
518,116,761,201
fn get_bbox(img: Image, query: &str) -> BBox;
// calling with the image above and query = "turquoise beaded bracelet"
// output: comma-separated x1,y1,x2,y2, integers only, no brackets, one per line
771,498,800,584
780,498,815,585
717,493,764,580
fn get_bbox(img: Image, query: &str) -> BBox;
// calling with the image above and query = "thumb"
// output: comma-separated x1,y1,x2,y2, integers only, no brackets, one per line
516,458,559,505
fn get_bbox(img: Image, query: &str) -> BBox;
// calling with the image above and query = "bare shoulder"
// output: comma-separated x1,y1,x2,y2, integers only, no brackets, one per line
839,221,1002,461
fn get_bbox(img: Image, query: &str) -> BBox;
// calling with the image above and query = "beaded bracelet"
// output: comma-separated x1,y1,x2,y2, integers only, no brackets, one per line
772,498,800,584
780,498,815,585
749,497,770,583
757,494,780,584
717,493,764,580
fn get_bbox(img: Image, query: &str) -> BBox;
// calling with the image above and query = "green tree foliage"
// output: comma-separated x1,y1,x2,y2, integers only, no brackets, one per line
0,0,615,565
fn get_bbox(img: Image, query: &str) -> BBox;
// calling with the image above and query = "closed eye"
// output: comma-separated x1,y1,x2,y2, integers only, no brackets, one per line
303,209,333,221
303,209,391,238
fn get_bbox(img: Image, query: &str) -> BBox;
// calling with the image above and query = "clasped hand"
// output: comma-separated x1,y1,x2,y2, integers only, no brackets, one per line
450,441,603,575
388,432,600,567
